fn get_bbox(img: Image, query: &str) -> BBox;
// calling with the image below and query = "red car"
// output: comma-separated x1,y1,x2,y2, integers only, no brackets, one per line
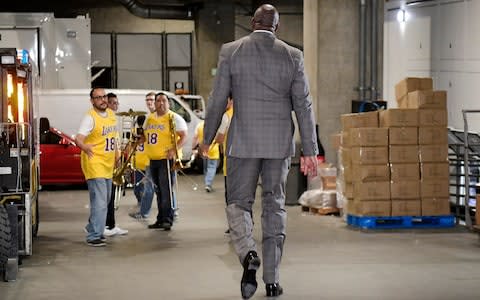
39,120,85,185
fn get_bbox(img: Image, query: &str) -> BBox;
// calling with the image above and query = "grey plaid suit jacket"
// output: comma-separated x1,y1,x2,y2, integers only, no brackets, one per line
204,31,318,158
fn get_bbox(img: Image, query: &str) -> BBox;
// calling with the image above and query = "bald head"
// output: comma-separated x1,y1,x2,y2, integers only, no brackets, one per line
251,4,279,32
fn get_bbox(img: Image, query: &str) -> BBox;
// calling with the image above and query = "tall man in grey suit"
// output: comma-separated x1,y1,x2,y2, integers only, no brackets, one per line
202,4,318,299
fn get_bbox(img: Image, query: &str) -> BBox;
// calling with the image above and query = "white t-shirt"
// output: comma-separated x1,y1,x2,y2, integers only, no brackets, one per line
77,111,108,136
173,113,188,132
217,112,231,135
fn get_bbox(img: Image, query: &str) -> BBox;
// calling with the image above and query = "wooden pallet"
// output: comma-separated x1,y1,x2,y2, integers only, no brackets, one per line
301,206,340,216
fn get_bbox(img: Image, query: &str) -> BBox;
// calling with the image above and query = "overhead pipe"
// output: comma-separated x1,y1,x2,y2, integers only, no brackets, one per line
370,0,378,102
116,0,199,20
359,0,367,101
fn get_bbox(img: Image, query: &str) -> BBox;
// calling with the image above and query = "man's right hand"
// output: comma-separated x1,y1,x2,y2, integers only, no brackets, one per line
302,156,318,177
83,143,95,159
200,144,210,158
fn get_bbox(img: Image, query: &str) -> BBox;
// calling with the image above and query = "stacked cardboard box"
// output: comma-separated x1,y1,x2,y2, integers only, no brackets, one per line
395,77,450,216
380,109,420,216
337,78,450,218
339,111,391,216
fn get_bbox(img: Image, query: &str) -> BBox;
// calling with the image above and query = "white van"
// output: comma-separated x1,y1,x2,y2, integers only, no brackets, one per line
38,89,202,162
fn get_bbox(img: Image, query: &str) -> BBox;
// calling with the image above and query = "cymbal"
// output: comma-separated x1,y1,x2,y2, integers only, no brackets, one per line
116,109,147,117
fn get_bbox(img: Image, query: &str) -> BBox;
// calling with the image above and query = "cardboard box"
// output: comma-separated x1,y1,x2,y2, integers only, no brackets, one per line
348,127,389,147
389,127,418,145
352,164,390,182
407,90,434,108
418,109,448,127
353,181,390,201
344,182,354,199
421,198,450,216
345,199,356,215
395,77,420,100
341,111,379,130
379,109,419,127
419,77,433,90
394,77,433,99
339,147,351,169
407,90,447,109
390,163,420,181
351,147,389,165
389,145,419,163
321,176,337,190
390,181,421,199
397,95,408,108
421,162,450,179
418,127,448,145
341,131,350,147
354,200,391,216
391,200,421,216
421,178,450,198
419,145,449,162
330,133,342,150
342,164,353,183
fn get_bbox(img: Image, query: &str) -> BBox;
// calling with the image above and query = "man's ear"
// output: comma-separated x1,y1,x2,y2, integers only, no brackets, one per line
274,23,279,33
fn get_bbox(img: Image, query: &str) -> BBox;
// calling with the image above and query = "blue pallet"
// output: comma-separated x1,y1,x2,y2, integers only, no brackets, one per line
347,214,455,229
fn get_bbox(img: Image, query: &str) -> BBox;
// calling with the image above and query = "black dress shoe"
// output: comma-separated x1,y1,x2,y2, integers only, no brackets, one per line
240,251,261,299
148,222,172,231
266,283,283,297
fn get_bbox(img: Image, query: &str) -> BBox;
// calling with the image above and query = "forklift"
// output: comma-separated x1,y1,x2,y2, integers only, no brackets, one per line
0,48,39,281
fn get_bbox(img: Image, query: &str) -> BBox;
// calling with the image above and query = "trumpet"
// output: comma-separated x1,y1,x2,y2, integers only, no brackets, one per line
169,113,184,171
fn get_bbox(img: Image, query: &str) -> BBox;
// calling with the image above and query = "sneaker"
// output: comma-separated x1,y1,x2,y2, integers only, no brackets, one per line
104,227,116,237
100,236,106,242
205,185,212,192
148,222,172,231
87,239,106,247
129,211,147,220
111,226,129,235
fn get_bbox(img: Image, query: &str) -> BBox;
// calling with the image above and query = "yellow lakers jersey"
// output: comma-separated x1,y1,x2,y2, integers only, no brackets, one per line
133,142,149,171
80,108,118,179
195,120,220,160
223,107,233,176
144,111,183,160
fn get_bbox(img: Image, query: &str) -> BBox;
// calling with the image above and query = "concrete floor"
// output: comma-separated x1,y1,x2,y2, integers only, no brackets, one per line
1,174,480,300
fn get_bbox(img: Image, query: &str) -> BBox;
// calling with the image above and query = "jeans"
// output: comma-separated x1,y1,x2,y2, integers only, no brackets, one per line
150,159,175,224
85,178,112,241
134,167,154,217
203,158,219,187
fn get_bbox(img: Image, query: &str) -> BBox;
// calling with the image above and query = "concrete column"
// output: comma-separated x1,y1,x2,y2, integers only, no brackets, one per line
304,0,359,163
194,2,235,101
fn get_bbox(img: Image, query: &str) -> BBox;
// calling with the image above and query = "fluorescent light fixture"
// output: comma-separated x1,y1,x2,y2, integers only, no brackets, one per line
397,9,406,22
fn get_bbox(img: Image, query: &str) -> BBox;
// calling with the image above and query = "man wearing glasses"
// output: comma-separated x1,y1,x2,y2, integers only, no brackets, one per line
76,88,119,247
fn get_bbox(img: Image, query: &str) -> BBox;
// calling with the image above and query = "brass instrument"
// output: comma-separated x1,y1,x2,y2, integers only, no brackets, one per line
116,109,147,117
169,113,184,171
112,137,141,186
